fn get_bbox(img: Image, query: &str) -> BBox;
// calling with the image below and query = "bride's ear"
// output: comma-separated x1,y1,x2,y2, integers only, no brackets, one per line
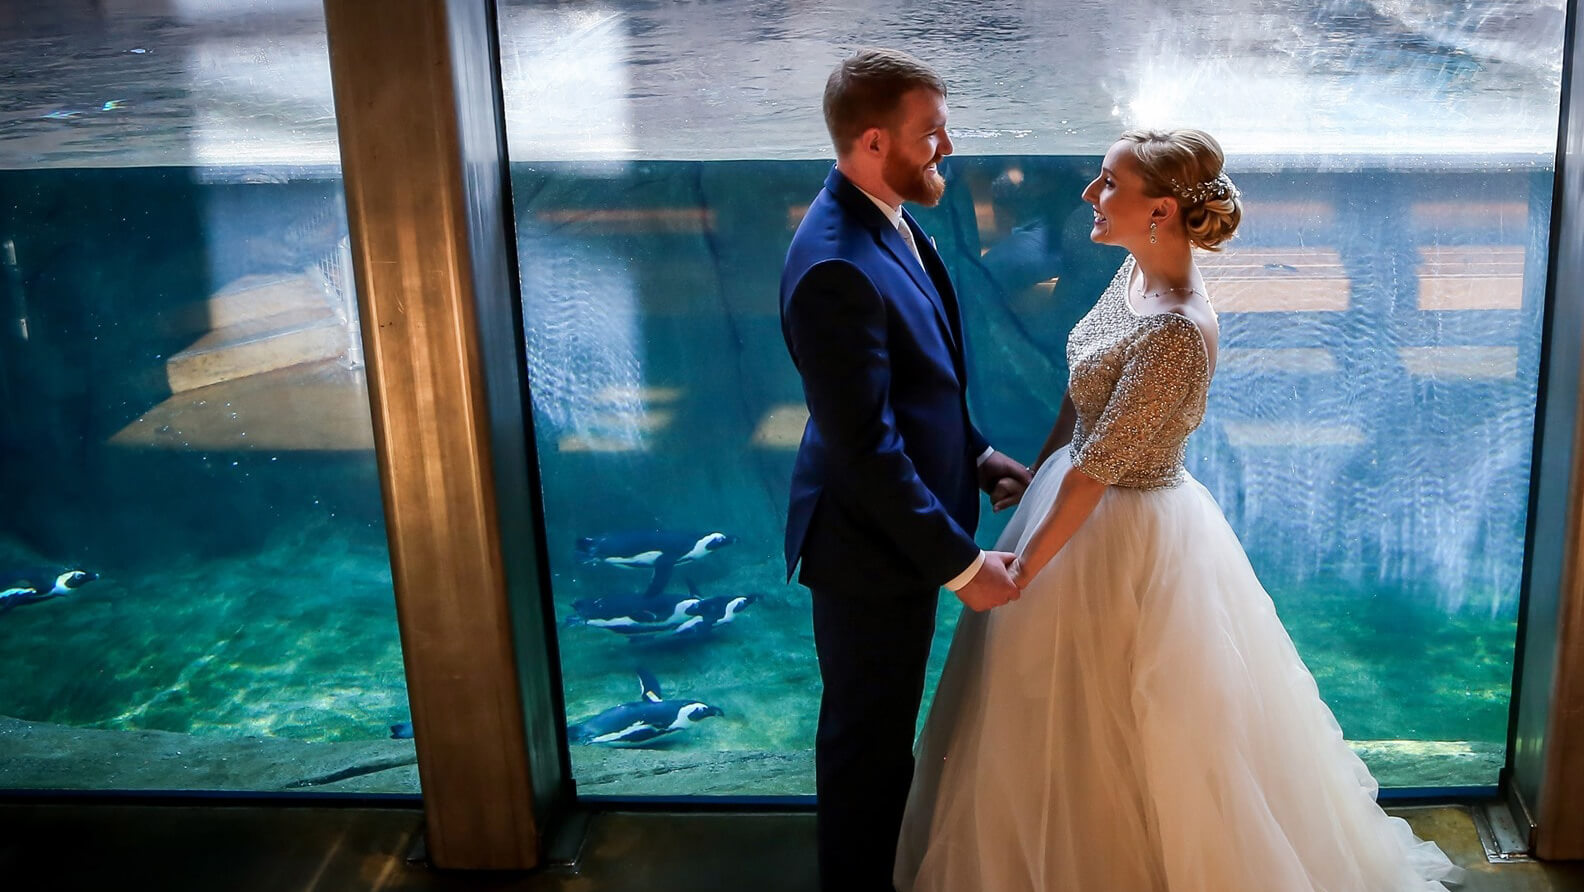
1152,197,1179,223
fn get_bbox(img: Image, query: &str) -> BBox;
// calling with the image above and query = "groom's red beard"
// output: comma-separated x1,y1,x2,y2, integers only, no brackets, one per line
884,153,947,206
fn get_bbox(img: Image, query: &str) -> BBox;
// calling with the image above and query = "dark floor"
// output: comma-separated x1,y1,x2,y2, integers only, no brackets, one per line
1,802,1582,891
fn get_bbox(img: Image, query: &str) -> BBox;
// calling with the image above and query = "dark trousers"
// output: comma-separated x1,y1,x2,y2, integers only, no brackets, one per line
811,585,938,892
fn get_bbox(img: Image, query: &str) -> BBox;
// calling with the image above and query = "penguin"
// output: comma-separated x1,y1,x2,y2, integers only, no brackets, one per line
682,593,760,635
390,721,414,739
567,593,704,637
0,568,97,613
575,530,737,597
566,669,724,748
654,580,761,640
3,568,98,598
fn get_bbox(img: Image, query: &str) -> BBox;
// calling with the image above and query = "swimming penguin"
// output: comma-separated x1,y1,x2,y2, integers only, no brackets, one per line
653,580,761,640
0,568,97,613
567,593,703,637
680,593,760,636
575,530,737,597
3,568,98,597
566,669,724,748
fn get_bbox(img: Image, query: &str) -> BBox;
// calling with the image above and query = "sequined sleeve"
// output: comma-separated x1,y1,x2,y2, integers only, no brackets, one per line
1071,313,1209,486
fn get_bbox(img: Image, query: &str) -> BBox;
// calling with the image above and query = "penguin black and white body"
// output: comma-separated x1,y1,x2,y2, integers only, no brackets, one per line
575,530,737,597
656,580,761,640
566,669,723,748
682,594,760,634
4,567,97,597
0,568,97,613
567,593,703,637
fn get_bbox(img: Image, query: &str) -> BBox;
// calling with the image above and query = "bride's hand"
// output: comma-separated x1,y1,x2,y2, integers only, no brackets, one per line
1009,556,1028,589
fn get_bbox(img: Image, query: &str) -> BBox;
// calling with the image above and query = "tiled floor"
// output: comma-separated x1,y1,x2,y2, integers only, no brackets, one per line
1,802,1581,891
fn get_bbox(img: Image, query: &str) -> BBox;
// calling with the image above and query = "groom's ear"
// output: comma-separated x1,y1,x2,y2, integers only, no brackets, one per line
860,126,886,157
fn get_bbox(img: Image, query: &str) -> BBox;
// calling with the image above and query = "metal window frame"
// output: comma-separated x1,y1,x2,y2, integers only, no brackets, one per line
1511,0,1584,862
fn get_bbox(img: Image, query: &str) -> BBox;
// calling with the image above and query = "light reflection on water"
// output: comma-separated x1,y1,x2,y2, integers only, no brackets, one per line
0,0,1566,167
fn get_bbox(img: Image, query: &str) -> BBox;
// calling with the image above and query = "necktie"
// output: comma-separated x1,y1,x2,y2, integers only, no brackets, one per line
896,217,926,271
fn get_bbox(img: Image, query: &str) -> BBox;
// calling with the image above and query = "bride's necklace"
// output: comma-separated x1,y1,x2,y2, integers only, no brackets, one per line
1134,280,1208,304
1143,285,1204,301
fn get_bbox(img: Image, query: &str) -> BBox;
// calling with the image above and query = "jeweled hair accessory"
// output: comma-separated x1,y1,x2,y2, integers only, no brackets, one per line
1170,172,1237,204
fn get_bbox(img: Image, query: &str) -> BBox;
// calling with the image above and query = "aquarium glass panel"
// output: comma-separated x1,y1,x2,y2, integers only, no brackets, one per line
498,0,1566,795
0,1,413,793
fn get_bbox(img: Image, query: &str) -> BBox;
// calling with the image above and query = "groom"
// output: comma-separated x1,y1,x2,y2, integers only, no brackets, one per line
780,48,1031,890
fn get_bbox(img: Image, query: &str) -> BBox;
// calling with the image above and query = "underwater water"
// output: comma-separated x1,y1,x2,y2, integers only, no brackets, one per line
493,0,1559,796
0,0,1561,798
521,156,1543,796
0,168,414,792
0,155,1538,797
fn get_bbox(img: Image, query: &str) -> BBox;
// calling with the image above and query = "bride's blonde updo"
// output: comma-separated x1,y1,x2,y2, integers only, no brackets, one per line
1119,129,1242,251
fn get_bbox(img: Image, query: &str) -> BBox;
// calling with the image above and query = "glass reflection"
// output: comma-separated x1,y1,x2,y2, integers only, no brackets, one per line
499,0,1562,796
0,1,410,793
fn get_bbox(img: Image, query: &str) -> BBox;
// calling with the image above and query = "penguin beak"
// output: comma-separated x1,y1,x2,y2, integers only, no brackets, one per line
705,705,725,719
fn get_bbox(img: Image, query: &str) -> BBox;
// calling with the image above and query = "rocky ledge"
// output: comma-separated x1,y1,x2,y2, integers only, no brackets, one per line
0,715,419,794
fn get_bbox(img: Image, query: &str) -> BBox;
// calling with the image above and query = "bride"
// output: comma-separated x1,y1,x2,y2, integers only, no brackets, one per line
894,129,1464,891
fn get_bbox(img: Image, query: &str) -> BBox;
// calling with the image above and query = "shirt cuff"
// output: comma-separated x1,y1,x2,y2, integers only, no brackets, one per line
975,446,994,467
943,550,987,591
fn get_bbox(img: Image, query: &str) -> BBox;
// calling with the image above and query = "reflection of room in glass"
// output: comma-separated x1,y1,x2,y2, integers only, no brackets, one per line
493,0,1563,799
0,1,410,795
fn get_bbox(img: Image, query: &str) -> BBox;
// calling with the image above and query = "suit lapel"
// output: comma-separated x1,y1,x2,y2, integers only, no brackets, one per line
900,209,965,359
824,168,963,357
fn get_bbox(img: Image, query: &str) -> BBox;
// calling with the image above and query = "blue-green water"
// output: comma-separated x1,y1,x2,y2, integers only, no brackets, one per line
0,155,1538,795
520,156,1538,794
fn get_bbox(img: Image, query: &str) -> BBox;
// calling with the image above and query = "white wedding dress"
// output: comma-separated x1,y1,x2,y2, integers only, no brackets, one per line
895,258,1462,891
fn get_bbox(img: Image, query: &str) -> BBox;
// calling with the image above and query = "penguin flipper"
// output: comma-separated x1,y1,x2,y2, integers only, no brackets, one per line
642,559,676,598
636,668,663,703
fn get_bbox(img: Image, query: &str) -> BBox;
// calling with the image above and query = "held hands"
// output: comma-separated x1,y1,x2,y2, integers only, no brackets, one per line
979,450,1034,512
954,551,1020,612
1008,555,1038,590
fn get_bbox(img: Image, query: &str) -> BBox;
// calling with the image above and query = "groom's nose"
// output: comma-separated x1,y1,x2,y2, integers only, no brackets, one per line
940,130,954,157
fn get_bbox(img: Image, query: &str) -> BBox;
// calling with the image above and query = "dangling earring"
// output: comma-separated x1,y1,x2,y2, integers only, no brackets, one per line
1149,221,1158,244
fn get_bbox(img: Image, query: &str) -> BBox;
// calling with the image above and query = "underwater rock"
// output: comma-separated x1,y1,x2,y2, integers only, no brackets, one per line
573,747,812,796
0,715,418,794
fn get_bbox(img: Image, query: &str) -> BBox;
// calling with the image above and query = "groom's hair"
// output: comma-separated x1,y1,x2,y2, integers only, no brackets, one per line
823,48,946,156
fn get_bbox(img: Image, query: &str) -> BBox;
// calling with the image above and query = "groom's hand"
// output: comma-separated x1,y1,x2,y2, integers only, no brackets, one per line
954,551,1020,612
979,450,1034,512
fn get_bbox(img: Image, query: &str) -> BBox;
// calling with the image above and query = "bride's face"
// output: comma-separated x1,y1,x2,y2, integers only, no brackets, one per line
1082,141,1159,248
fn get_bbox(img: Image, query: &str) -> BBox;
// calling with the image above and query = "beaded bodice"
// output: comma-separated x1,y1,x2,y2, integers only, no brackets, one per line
1066,256,1213,489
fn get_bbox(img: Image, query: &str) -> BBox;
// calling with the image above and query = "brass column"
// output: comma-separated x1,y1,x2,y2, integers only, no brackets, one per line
323,0,568,870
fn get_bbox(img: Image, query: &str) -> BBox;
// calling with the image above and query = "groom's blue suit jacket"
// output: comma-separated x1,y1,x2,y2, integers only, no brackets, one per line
781,167,988,596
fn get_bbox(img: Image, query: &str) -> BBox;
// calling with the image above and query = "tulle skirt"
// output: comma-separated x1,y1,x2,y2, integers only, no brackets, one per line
895,446,1463,891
